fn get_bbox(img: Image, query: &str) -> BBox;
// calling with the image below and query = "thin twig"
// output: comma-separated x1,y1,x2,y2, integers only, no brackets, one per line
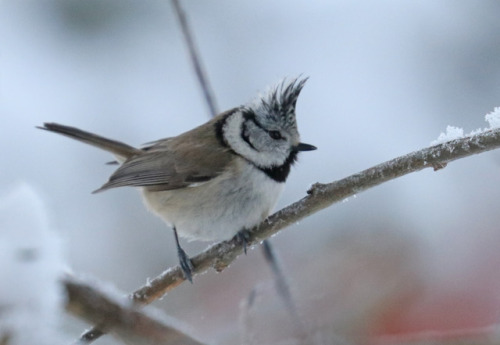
64,276,207,345
261,241,306,337
170,1,302,338
171,0,219,117
80,127,500,343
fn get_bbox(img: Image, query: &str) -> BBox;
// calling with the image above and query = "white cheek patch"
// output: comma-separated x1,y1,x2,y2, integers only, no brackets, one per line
223,112,288,168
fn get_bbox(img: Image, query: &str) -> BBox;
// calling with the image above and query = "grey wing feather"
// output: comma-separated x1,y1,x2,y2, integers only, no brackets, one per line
94,139,232,193
93,110,235,193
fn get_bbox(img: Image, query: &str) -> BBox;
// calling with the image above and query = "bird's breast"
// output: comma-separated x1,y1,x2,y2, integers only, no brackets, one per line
141,159,284,241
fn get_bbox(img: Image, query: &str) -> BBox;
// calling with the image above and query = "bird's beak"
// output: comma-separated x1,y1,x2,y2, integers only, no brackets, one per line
294,142,317,152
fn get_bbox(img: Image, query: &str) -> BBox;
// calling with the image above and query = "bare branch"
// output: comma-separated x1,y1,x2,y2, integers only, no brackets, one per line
171,0,219,117
171,0,302,330
80,127,500,342
64,277,207,345
170,0,303,333
170,1,303,335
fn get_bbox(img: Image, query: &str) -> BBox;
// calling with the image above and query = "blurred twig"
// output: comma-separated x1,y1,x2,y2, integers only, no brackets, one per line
171,0,219,117
372,327,500,345
170,1,304,340
81,127,500,343
261,241,306,337
64,276,207,345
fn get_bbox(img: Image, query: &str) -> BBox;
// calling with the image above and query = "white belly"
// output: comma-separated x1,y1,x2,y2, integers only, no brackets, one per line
141,159,284,241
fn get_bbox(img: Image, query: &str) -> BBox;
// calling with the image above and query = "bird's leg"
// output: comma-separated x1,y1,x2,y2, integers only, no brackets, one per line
173,227,194,283
235,228,252,255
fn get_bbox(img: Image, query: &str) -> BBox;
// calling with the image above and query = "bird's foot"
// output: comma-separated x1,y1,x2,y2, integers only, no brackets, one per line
235,229,252,255
173,226,194,283
177,247,194,283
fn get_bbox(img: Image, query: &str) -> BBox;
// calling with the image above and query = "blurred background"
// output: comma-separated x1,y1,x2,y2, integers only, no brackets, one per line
1,1,500,344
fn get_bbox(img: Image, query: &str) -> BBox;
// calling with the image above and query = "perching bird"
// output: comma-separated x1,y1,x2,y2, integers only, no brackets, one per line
39,77,316,281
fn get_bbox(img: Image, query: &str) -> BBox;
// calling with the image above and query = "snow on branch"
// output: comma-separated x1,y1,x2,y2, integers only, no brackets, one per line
80,126,500,343
0,185,65,345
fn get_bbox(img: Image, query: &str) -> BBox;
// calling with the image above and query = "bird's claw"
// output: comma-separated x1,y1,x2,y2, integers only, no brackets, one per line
235,229,251,254
177,247,194,283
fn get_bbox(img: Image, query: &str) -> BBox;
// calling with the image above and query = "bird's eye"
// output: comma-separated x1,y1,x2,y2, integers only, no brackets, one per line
269,131,283,140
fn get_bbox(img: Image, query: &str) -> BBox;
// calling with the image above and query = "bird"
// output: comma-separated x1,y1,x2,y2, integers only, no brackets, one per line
38,77,316,282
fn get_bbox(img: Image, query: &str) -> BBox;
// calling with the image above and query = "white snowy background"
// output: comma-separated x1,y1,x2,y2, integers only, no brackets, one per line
1,1,500,344
0,185,66,344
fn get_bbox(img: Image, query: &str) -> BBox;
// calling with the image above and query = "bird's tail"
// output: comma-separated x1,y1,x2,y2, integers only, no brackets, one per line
38,123,140,161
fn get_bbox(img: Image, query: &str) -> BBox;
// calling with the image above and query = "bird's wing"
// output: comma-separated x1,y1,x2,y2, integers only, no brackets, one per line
94,119,234,193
